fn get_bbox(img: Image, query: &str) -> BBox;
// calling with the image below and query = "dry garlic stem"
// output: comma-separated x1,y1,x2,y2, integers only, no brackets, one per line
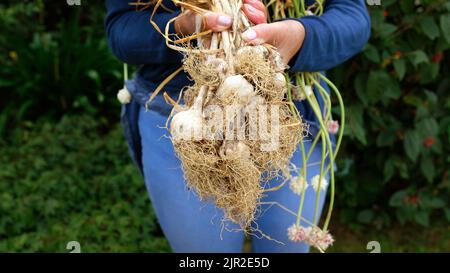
215,0,234,71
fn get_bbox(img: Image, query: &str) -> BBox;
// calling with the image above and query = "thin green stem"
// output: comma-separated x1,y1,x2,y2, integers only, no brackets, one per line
295,140,308,226
286,74,297,116
295,74,327,226
285,0,336,232
302,79,336,231
297,73,321,164
318,73,345,161
288,7,294,18
123,63,129,82
312,132,326,225
300,0,306,15
307,74,338,231
308,73,332,128
287,73,308,227
323,148,335,231
292,0,301,17
308,74,334,170
305,133,320,161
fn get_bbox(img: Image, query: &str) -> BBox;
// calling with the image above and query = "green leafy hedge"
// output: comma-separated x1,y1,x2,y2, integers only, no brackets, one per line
329,0,450,228
0,1,122,136
0,115,169,252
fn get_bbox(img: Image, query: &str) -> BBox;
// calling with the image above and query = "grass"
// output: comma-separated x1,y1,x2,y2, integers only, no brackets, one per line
326,220,450,253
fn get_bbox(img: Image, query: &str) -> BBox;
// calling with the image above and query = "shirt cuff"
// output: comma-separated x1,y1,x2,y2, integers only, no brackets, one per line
286,16,317,72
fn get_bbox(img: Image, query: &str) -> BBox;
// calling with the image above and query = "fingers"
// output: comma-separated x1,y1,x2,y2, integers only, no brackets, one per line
176,0,267,35
205,0,267,29
243,4,267,25
175,11,196,35
242,23,282,46
242,20,306,65
203,12,232,32
244,0,267,16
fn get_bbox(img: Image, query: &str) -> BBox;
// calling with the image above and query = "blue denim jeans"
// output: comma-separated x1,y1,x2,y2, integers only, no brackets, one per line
138,106,328,253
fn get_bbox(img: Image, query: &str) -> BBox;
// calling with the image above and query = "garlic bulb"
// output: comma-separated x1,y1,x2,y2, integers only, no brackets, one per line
219,141,251,159
271,50,287,72
291,85,313,101
250,95,265,105
236,45,268,60
274,72,287,89
304,85,313,97
205,57,228,75
117,86,131,104
170,86,207,141
247,95,265,111
170,108,203,141
218,75,255,104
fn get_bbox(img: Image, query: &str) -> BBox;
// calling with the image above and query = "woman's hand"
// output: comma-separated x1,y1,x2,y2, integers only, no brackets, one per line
174,0,268,35
175,11,233,35
175,0,305,65
241,0,306,65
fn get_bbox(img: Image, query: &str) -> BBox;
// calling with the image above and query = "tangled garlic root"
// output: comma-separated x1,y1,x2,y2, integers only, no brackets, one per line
168,0,303,228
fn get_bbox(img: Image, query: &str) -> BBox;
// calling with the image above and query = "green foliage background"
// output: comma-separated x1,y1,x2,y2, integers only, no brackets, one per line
330,0,450,229
0,0,448,252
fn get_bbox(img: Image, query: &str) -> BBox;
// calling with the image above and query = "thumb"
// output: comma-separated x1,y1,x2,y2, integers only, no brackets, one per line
241,23,283,46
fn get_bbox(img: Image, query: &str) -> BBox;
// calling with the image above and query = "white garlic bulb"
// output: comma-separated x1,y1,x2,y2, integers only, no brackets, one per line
217,75,255,104
236,45,268,60
170,109,203,141
271,50,287,72
170,86,207,141
205,57,228,75
117,86,131,104
219,141,251,159
274,72,287,89
249,95,265,107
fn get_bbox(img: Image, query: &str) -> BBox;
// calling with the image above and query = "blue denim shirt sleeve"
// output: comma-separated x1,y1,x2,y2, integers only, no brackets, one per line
288,0,371,72
105,0,182,65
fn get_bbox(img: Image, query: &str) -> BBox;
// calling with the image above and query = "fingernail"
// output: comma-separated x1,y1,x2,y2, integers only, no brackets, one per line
246,4,256,13
243,28,257,40
218,15,232,26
